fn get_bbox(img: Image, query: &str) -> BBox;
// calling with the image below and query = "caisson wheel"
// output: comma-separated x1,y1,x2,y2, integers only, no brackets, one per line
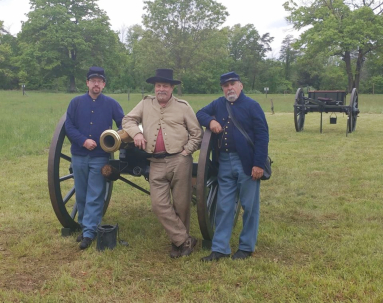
347,88,359,133
294,88,306,132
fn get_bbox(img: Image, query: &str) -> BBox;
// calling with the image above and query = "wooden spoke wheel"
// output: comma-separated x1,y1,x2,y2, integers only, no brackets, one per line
294,88,306,132
196,129,241,241
347,88,359,133
47,114,113,231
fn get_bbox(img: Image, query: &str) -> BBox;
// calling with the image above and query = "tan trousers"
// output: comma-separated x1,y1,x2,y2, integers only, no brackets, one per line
149,153,192,246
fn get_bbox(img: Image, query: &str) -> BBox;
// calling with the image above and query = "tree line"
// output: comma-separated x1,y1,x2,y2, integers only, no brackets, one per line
1,0,383,94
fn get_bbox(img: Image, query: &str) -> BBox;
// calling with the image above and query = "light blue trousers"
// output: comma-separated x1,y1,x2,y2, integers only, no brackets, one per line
72,155,109,239
212,152,261,254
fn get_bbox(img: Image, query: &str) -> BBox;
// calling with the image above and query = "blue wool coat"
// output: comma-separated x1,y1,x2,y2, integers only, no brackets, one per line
65,93,124,157
196,91,269,175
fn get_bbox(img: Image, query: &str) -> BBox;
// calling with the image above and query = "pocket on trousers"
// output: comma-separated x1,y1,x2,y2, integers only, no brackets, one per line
179,151,191,157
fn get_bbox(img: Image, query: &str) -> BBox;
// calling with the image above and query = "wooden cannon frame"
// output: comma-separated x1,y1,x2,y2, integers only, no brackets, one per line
47,114,240,245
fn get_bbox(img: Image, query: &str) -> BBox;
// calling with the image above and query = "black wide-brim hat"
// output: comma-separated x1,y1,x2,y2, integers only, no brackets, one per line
146,69,181,85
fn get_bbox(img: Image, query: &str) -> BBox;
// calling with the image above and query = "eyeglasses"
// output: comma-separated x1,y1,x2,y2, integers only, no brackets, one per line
89,79,104,84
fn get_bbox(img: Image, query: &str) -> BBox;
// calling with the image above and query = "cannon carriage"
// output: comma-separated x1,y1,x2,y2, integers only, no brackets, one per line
48,114,241,245
293,88,359,135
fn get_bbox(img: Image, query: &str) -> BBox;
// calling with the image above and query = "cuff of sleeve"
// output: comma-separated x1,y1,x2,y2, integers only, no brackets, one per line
207,118,215,129
253,162,265,170
131,131,142,139
78,136,88,148
183,147,192,154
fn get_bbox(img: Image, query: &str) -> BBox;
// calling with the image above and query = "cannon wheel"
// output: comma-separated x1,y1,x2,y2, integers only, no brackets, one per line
47,114,113,231
347,88,359,133
196,129,241,241
294,88,306,132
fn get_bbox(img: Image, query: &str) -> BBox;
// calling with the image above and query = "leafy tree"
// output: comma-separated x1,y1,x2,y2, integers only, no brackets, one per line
0,21,5,35
125,25,146,53
366,75,383,94
140,0,229,95
359,47,383,93
18,0,123,92
259,59,288,94
319,63,348,90
294,52,329,90
284,0,383,92
227,24,273,91
361,47,383,91
122,24,146,91
181,28,230,94
0,21,19,89
292,52,348,91
279,35,299,81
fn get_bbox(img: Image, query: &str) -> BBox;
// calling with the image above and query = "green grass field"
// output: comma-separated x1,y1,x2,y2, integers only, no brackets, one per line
1,90,383,302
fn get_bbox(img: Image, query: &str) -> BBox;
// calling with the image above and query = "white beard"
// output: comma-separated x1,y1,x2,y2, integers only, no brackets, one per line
226,93,238,102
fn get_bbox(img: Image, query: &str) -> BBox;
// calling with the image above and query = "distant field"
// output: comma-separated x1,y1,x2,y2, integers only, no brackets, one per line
1,90,383,302
0,90,382,160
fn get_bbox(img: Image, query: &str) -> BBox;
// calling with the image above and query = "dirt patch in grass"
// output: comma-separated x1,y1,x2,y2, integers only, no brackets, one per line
0,242,81,293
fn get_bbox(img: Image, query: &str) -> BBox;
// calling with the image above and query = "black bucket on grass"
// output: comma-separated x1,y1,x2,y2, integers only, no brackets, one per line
96,224,118,251
330,113,337,124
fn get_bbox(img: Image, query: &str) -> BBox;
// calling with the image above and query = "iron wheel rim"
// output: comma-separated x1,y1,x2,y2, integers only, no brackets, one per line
47,113,113,229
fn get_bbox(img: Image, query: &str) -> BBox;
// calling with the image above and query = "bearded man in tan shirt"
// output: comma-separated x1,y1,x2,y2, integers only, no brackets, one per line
122,69,203,258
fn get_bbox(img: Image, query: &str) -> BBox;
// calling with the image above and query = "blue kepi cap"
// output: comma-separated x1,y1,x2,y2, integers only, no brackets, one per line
220,71,241,85
87,66,106,81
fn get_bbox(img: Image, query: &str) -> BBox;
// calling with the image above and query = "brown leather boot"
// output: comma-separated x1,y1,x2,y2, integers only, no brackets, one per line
76,233,83,242
170,243,181,258
79,237,93,250
180,236,197,257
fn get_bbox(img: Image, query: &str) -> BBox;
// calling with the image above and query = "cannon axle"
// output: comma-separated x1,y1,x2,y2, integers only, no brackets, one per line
101,164,120,181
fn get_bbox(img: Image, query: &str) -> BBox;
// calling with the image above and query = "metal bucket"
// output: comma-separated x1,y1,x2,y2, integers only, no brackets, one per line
96,224,118,251
330,114,337,124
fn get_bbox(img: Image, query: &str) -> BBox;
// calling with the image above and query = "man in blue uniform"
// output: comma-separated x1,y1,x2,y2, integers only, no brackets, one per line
197,72,269,261
65,66,124,249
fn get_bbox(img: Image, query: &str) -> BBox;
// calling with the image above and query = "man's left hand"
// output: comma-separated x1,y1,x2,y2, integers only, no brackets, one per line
181,150,189,156
251,166,264,180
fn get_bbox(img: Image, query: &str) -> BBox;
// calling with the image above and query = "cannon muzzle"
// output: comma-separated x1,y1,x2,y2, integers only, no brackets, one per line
100,129,132,153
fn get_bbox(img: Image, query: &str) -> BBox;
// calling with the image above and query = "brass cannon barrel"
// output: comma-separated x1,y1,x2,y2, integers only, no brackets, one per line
100,129,132,153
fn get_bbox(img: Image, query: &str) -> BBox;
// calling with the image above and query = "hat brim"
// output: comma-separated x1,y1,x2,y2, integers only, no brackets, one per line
220,77,240,85
88,74,106,81
146,76,181,85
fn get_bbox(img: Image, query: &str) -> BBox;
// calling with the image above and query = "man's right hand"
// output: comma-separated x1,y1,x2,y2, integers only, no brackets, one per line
209,120,223,134
134,133,147,149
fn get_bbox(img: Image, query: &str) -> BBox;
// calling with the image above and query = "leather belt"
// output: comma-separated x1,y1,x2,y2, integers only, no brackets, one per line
151,152,179,159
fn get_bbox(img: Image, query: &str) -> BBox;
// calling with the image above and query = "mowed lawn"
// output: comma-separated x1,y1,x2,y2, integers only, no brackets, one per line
1,90,383,302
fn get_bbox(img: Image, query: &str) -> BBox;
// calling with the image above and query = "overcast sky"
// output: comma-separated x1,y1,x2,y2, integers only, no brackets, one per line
0,0,298,57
